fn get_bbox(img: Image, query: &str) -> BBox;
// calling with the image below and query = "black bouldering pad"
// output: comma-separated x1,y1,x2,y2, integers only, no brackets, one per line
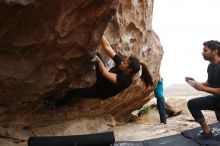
28,131,115,146
114,134,199,146
181,122,220,146
143,134,199,146
114,141,144,146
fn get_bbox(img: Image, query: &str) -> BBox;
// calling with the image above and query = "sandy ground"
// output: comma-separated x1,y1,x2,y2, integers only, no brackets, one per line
0,96,217,146
111,96,217,141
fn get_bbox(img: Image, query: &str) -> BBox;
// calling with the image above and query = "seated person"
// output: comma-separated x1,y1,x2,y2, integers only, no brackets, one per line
186,40,220,138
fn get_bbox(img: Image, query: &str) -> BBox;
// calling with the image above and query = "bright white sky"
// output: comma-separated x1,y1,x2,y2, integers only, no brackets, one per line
152,0,220,87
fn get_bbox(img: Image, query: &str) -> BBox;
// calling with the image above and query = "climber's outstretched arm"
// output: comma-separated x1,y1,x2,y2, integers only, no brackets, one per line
101,36,116,58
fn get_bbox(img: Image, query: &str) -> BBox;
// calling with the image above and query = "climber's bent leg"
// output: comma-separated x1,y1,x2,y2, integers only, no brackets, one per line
55,85,100,107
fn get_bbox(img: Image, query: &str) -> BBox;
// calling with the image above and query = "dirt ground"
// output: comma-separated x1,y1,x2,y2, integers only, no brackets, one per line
111,96,217,141
0,96,217,146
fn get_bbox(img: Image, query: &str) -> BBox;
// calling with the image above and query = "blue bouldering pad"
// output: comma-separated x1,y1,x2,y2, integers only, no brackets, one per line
181,122,220,146
114,141,144,146
143,134,199,146
114,134,199,146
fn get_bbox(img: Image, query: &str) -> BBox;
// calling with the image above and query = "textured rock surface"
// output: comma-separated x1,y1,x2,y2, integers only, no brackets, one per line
0,0,163,144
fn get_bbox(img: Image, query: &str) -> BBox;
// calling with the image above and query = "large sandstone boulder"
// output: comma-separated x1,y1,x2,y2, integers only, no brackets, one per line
0,0,163,140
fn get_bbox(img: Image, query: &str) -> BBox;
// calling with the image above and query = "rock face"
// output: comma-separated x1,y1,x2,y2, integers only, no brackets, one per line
0,0,162,135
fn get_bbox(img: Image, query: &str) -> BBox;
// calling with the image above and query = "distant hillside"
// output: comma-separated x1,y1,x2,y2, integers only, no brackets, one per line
164,83,207,97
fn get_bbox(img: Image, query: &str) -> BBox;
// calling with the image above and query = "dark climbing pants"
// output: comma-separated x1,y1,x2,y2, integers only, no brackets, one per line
56,62,106,107
187,95,220,123
156,96,167,124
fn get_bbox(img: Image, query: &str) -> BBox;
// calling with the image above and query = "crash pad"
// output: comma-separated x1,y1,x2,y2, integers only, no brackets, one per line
28,131,115,146
181,122,220,146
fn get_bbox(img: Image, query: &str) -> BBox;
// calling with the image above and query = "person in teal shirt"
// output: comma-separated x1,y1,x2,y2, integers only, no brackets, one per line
154,77,167,124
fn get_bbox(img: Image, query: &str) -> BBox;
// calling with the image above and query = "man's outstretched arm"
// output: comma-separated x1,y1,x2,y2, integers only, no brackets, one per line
193,82,220,96
187,79,220,96
101,36,116,58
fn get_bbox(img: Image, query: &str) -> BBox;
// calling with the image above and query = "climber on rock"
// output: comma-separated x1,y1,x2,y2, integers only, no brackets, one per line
44,35,153,108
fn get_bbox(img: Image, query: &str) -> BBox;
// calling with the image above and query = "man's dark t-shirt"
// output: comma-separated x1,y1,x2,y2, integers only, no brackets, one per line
207,61,220,88
96,55,132,99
